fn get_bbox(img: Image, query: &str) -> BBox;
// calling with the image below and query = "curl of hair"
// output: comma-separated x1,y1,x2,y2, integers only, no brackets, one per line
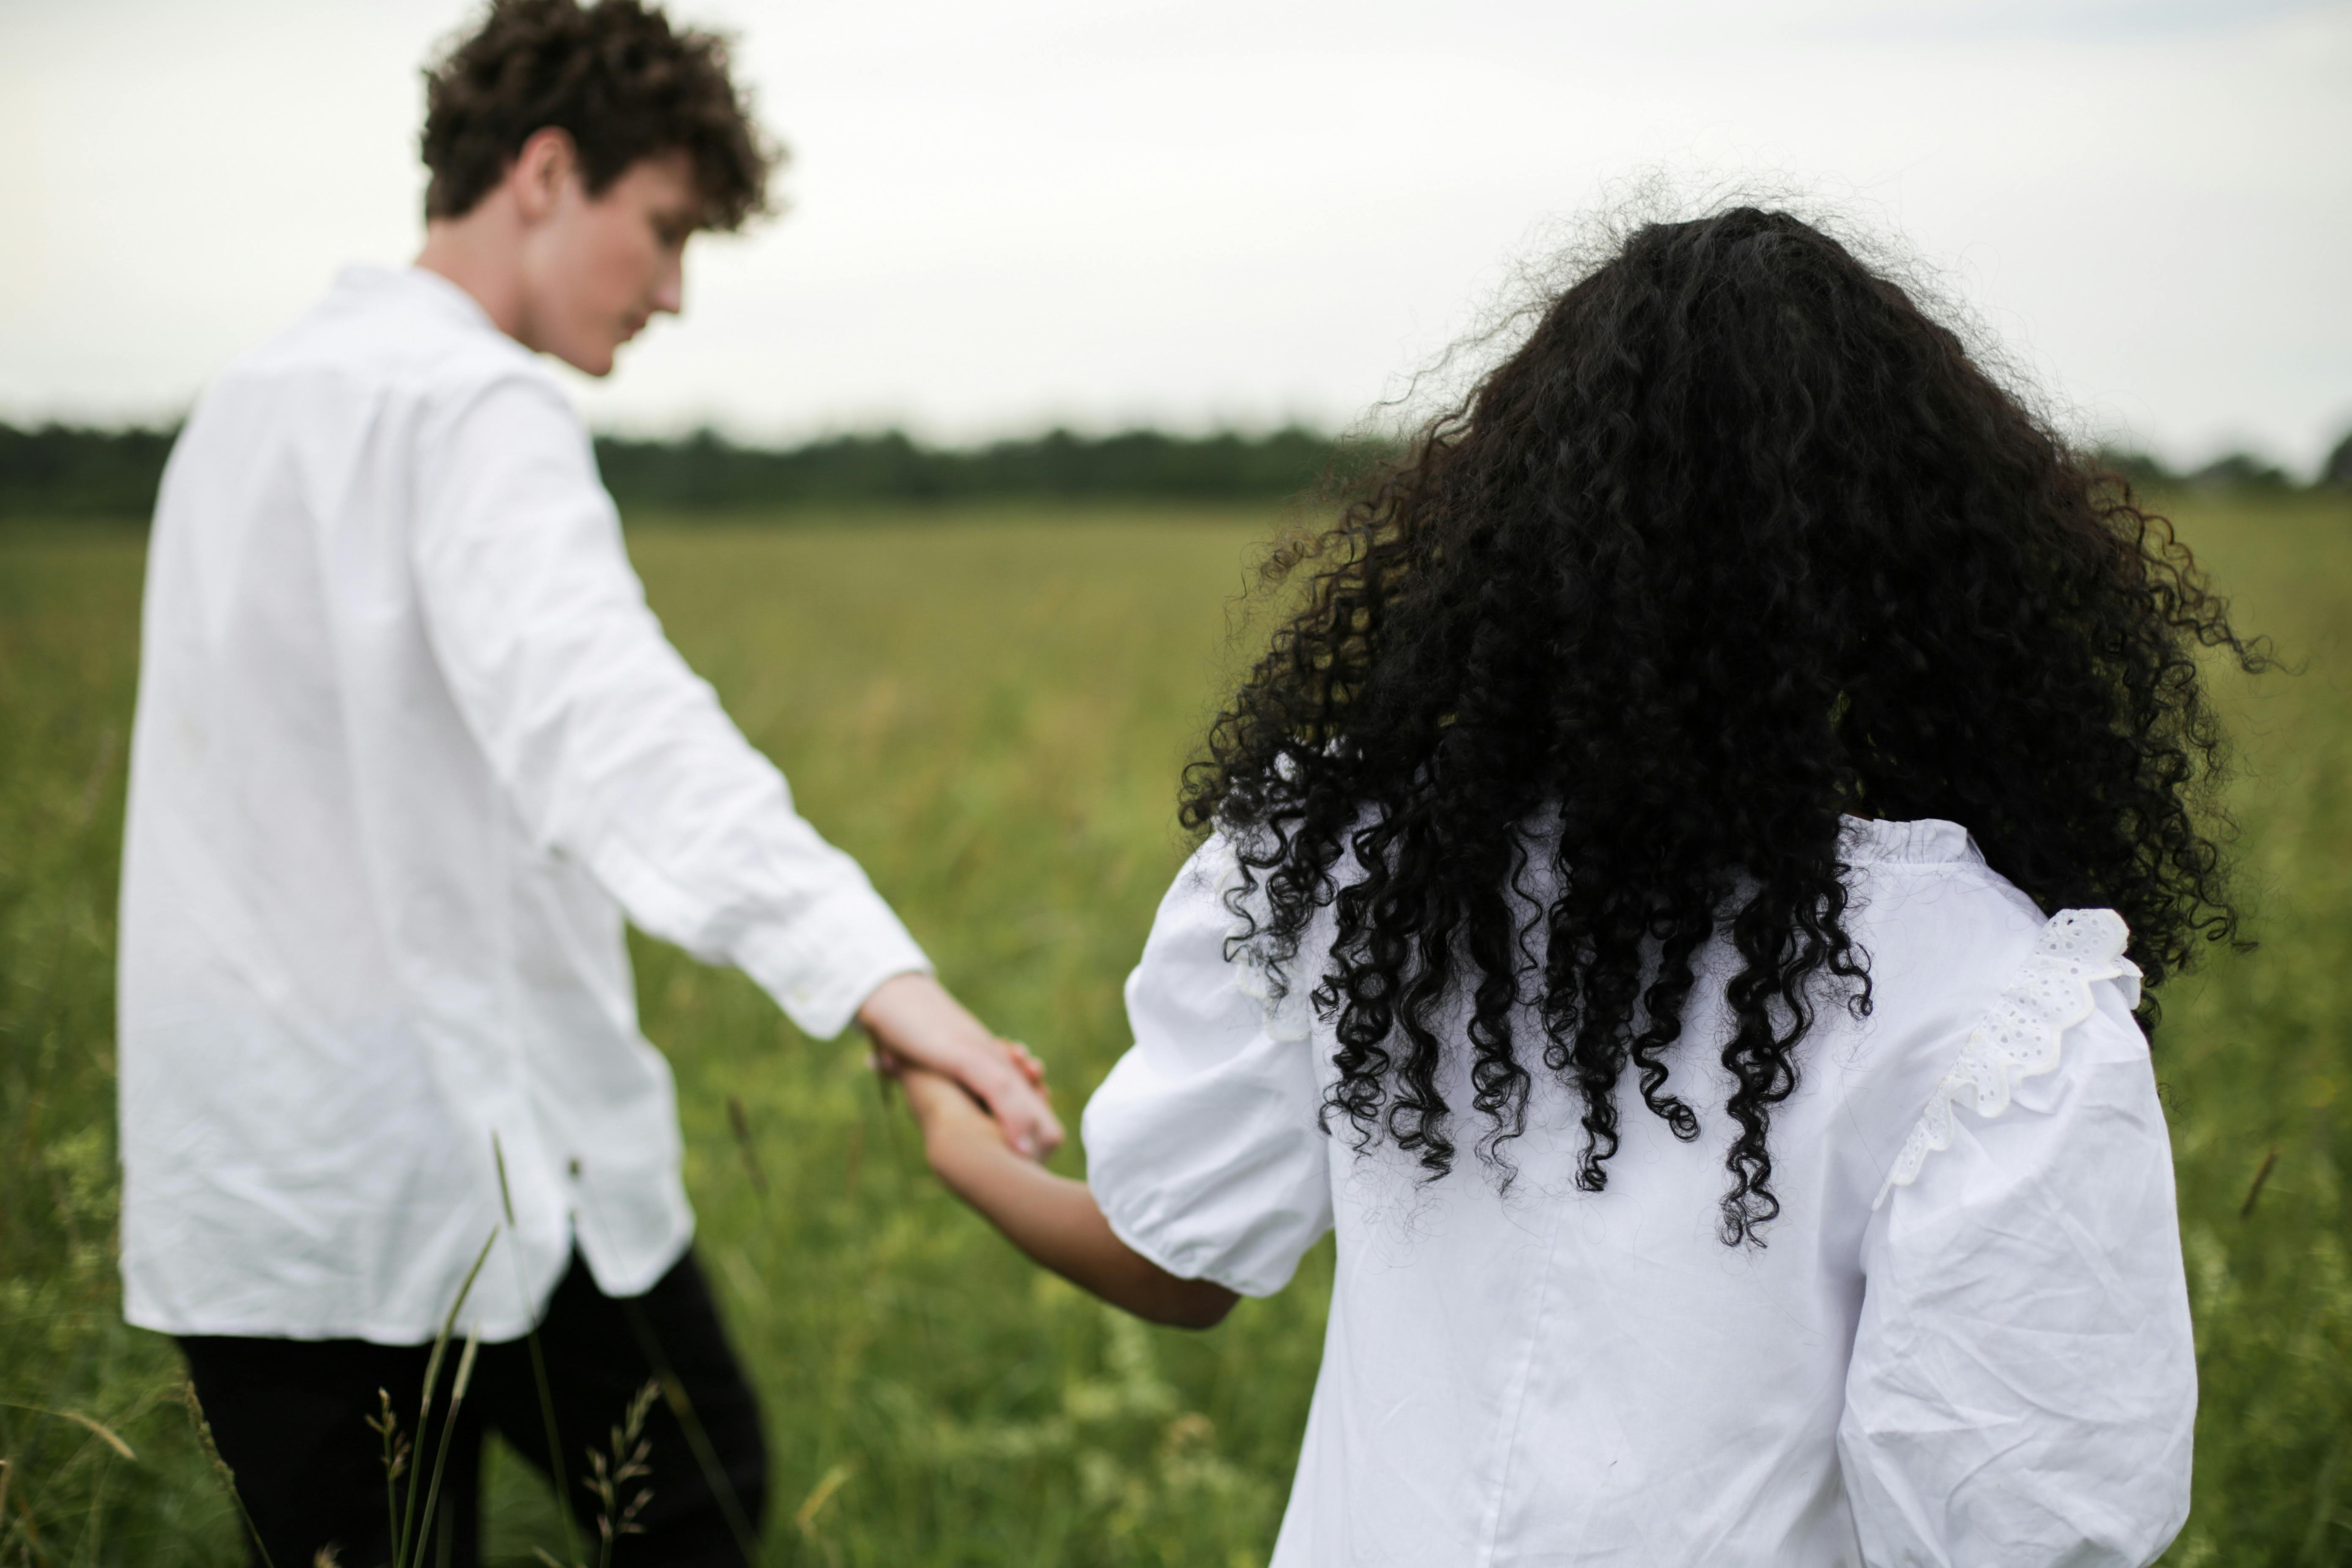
1182,206,2262,1245
421,0,780,231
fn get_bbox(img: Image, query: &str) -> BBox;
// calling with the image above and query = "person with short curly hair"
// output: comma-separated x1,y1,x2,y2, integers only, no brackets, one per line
892,206,2240,1565
123,3,1058,1561
419,0,775,234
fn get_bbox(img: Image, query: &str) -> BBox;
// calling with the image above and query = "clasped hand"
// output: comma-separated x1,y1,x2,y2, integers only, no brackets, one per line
854,971,1061,1159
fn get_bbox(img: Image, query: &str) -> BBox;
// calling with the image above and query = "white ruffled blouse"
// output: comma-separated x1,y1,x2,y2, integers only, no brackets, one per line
1084,816,2195,1567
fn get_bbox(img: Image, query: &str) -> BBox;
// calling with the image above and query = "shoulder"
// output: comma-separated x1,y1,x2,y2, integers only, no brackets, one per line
213,266,554,421
1123,834,1264,1036
1840,816,2053,1012
1822,818,2145,1193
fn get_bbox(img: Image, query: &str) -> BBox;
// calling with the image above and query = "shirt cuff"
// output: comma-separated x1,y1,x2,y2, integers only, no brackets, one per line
734,887,932,1040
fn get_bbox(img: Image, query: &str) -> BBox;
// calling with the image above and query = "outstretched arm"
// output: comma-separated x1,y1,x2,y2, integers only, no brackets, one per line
893,1062,1237,1330
408,376,1061,1158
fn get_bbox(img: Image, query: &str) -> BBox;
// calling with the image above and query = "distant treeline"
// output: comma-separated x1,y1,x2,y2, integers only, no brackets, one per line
0,421,1367,522
0,424,183,520
4,419,2348,523
591,425,1368,509
2100,440,2352,495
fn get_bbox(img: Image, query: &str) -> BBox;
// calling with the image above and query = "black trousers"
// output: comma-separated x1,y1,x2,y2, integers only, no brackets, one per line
179,1249,767,1568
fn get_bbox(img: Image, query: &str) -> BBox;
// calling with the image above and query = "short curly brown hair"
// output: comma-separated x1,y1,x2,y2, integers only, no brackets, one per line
420,0,780,231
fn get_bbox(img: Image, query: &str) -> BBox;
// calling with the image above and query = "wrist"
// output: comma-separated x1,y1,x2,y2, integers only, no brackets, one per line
920,1110,990,1187
861,975,996,1070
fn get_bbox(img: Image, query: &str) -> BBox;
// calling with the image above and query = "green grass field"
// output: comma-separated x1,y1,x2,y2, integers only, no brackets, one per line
2,494,2348,1565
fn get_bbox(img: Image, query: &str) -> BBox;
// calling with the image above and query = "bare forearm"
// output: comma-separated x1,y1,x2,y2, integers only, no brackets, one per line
924,1119,1236,1330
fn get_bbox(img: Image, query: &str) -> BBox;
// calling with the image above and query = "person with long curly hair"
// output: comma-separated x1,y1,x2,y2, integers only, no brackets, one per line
892,205,2248,1565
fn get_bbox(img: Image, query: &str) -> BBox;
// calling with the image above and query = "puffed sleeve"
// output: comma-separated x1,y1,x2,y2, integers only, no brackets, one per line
1082,835,1335,1297
1840,911,2196,1567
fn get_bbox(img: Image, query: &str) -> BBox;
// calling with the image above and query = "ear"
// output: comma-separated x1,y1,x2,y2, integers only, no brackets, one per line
509,127,580,225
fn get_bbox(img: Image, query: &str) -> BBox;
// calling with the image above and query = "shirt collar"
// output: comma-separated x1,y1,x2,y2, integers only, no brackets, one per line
1839,815,1982,866
331,263,503,341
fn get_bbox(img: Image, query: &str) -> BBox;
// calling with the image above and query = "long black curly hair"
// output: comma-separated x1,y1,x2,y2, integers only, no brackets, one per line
1181,206,2262,1244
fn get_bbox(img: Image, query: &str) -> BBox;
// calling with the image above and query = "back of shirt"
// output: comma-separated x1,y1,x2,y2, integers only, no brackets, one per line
120,265,928,1343
1083,816,2196,1567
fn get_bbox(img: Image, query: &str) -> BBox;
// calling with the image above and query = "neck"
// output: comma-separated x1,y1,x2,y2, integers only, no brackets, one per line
415,207,531,346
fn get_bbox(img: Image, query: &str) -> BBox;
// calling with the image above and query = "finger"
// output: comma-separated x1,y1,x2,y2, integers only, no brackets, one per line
985,1089,1047,1160
985,1085,1064,1162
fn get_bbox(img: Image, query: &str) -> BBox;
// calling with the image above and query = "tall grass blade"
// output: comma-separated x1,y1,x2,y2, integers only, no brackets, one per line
492,1133,518,1227
492,1132,589,1568
367,1389,408,1564
793,1463,853,1537
619,1299,764,1565
2240,1147,2280,1219
398,1228,498,1566
403,1331,479,1568
726,1094,768,1198
0,1402,135,1460
181,1382,278,1568
521,1325,586,1568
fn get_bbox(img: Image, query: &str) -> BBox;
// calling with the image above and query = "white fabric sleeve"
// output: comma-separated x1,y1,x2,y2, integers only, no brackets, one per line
1082,836,1335,1297
1840,958,2196,1567
409,374,929,1039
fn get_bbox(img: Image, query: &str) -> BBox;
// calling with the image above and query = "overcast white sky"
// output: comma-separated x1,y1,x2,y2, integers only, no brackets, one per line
4,0,2348,471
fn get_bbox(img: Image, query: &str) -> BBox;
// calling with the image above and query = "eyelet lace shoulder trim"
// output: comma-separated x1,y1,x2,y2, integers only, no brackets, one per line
1204,834,1316,1043
1872,908,2141,1210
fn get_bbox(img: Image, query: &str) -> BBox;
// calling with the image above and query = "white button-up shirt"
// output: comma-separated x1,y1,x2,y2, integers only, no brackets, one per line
1086,817,2196,1567
119,265,929,1344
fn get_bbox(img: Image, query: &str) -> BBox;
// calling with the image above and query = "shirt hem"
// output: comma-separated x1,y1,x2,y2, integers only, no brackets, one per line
126,1302,557,1348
